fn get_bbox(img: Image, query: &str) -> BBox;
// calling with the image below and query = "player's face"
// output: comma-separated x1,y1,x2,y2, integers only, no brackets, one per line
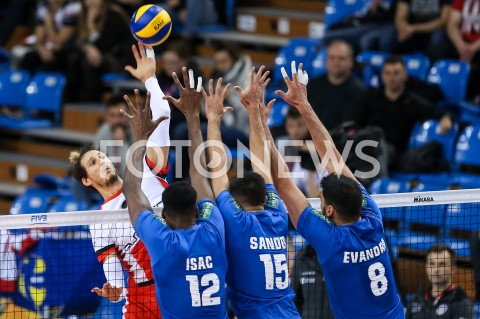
80,150,119,189
426,251,454,286
285,117,309,141
326,44,353,78
213,51,234,74
106,103,128,127
381,63,407,93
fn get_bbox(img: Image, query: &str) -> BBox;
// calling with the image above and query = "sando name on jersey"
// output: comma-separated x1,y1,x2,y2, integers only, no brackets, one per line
249,236,287,250
342,238,388,264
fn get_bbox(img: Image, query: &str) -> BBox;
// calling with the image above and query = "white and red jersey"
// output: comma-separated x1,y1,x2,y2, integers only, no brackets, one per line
89,156,169,289
0,230,17,292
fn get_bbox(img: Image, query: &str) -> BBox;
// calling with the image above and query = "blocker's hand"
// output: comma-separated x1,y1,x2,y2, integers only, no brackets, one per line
91,282,124,302
121,89,168,141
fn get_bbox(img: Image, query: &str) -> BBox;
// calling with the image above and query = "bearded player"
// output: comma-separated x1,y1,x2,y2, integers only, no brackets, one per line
69,43,169,319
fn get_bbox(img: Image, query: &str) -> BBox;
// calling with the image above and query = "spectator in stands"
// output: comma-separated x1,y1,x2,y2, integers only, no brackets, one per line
0,0,33,48
307,40,367,132
393,0,451,60
447,0,480,102
157,40,203,133
348,55,453,169
405,244,474,318
211,41,252,138
323,0,396,52
276,108,327,197
93,94,133,178
291,244,334,319
159,0,218,37
471,231,480,303
64,0,133,102
15,0,81,74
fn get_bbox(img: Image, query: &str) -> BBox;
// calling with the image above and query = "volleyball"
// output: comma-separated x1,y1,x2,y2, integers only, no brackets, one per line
130,4,172,46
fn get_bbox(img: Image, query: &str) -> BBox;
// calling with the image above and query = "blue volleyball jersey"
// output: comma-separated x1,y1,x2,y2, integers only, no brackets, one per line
216,184,300,319
135,199,229,319
297,185,405,319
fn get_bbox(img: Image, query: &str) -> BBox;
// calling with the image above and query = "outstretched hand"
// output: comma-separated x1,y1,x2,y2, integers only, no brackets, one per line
234,66,270,110
125,42,156,84
121,89,169,141
91,282,124,302
162,67,203,117
202,78,233,121
275,61,310,110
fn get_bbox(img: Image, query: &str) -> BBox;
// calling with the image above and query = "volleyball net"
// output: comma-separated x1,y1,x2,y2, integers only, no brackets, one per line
0,189,479,318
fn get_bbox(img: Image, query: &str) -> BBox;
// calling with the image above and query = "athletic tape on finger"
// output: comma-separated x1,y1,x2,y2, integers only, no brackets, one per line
189,70,195,89
146,48,155,59
196,77,202,92
291,61,297,75
304,71,309,84
281,67,288,79
297,71,304,84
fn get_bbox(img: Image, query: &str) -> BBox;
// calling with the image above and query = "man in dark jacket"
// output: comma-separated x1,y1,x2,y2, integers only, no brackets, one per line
406,244,474,318
291,244,334,319
348,55,453,169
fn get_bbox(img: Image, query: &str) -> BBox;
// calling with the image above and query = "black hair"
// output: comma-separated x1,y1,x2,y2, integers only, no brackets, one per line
383,55,406,68
230,172,266,207
320,174,363,222
69,145,96,183
213,41,241,63
162,182,197,216
286,107,301,120
106,94,127,108
427,243,457,265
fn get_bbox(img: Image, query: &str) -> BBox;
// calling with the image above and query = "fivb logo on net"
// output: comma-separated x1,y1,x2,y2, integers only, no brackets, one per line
99,138,382,180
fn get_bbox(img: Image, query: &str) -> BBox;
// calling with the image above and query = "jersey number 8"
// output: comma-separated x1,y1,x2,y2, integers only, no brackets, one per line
368,262,388,296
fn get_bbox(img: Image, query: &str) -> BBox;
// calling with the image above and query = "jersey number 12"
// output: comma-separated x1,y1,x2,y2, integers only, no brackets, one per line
186,273,221,307
259,253,288,290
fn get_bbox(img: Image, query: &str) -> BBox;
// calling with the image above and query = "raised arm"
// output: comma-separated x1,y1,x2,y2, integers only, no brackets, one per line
258,98,310,228
121,91,168,227
275,62,358,183
234,66,273,184
203,79,233,198
125,42,170,171
162,67,214,201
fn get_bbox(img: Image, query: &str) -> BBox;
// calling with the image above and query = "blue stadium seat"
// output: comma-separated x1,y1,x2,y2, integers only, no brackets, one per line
311,47,327,77
9,189,58,215
455,125,480,167
24,72,65,126
451,172,480,189
369,178,410,194
48,195,88,213
427,60,470,102
409,119,459,162
272,38,319,84
444,203,480,257
0,72,65,129
0,70,30,107
410,182,449,192
356,51,388,87
324,0,368,29
266,38,319,102
401,205,446,251
403,54,431,80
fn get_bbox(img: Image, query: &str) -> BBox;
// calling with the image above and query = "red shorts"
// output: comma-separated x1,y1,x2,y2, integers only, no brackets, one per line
124,283,161,319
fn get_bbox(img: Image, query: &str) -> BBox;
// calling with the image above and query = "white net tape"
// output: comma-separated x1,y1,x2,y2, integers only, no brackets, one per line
1,188,480,230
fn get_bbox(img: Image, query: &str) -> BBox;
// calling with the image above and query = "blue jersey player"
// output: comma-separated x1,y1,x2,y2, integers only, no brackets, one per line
203,69,300,319
263,61,405,319
122,69,229,319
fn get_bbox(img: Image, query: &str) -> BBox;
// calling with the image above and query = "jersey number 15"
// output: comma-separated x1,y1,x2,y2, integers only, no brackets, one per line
259,253,288,290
